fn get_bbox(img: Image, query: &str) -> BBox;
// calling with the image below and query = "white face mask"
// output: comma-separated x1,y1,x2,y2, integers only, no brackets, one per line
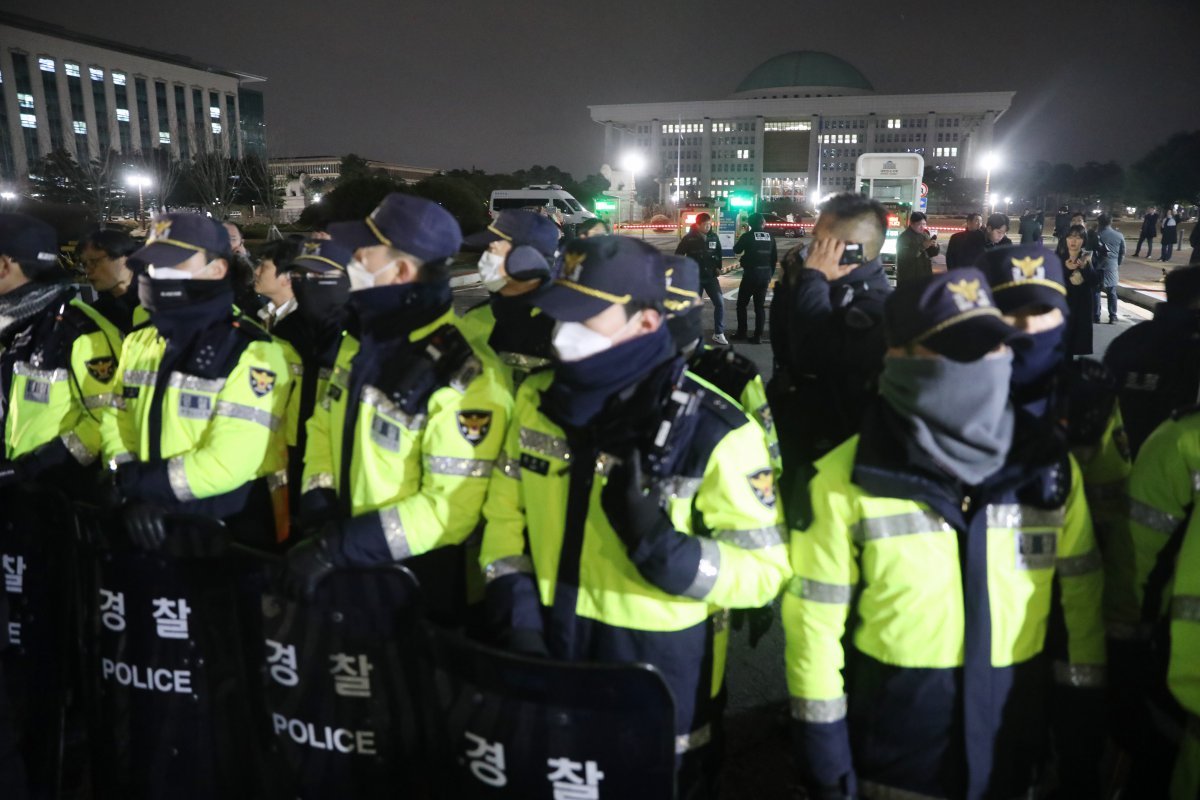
552,311,642,363
347,258,399,292
477,251,509,293
148,265,195,281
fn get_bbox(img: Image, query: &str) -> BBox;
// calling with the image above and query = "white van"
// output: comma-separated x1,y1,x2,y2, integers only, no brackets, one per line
489,185,597,227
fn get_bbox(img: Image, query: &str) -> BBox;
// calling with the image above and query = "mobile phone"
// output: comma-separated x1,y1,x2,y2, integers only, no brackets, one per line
839,243,865,265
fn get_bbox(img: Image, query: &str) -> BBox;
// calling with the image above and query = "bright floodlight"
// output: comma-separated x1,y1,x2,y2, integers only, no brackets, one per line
981,152,999,172
126,174,151,188
0,191,15,201
620,152,646,175
1004,196,1012,204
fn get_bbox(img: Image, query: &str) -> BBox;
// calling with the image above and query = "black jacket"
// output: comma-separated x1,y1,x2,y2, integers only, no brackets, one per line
1141,212,1160,236
675,226,723,280
895,227,939,285
733,228,777,270
945,229,987,268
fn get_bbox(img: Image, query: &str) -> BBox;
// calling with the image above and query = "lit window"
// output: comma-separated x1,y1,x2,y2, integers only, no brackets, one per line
112,72,126,86
65,62,80,77
887,118,900,128
89,67,104,81
20,113,36,129
17,93,33,109
0,69,4,84
211,122,222,134
116,108,130,122
73,121,87,134
38,57,55,72
159,131,171,144
210,106,221,119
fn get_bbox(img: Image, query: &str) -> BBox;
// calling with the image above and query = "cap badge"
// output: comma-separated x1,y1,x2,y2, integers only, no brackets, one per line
303,241,322,256
1010,255,1045,281
563,251,587,282
947,279,990,312
149,220,172,243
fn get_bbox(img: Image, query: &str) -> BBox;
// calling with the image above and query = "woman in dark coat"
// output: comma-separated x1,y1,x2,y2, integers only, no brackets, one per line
1160,209,1179,262
1056,224,1098,356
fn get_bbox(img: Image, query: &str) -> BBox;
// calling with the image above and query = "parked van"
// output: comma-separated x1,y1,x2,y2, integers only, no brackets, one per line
489,185,597,227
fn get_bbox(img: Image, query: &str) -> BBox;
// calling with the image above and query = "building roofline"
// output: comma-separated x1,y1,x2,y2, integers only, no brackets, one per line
589,91,1017,124
0,13,266,83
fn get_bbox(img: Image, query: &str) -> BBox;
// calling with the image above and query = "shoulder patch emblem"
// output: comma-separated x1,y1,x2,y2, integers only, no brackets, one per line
249,367,276,397
457,409,493,445
747,468,776,509
86,356,116,383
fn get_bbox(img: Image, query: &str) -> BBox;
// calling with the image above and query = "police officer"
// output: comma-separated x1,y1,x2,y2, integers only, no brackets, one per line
285,194,510,618
1105,264,1200,458
459,210,560,394
80,227,144,333
480,235,790,797
100,213,292,549
1166,511,1200,797
784,269,1105,799
731,212,776,344
674,212,727,345
663,254,779,473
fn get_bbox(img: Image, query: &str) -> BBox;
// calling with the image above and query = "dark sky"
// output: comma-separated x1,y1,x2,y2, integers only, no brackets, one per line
28,0,1200,181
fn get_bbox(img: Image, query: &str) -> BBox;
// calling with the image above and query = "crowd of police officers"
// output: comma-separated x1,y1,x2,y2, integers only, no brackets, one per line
0,191,1198,799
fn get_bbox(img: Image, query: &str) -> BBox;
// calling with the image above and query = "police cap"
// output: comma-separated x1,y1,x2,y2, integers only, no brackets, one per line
328,193,462,264
533,235,665,322
976,243,1067,315
662,254,703,317
462,210,560,259
133,212,231,268
0,213,59,273
289,239,354,274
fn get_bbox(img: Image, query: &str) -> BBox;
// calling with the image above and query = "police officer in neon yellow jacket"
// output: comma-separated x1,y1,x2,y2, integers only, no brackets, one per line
480,236,790,795
99,213,291,549
0,214,123,488
1168,510,1200,798
784,269,1106,799
285,194,510,604
458,210,560,395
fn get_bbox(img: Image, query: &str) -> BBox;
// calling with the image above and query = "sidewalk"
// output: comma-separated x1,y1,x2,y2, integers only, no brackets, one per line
1115,250,1198,310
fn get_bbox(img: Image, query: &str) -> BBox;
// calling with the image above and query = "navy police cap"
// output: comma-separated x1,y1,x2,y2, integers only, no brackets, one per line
884,267,1030,361
328,193,462,264
0,213,58,270
533,235,665,323
463,210,561,259
289,238,354,274
662,254,703,316
133,212,230,268
975,243,1068,315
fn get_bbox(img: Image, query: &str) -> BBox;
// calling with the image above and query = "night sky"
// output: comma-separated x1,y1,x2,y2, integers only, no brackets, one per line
29,0,1200,179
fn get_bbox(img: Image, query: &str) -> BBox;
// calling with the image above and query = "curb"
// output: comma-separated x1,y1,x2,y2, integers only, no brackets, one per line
1116,284,1163,312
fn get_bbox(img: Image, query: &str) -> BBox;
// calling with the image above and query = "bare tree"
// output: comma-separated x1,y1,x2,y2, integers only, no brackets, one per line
187,151,238,220
237,153,281,223
138,147,184,212
30,147,124,222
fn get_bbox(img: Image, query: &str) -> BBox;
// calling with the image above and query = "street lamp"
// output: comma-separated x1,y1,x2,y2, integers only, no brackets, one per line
619,152,646,223
1004,195,1012,214
0,191,15,204
981,152,999,218
126,174,152,232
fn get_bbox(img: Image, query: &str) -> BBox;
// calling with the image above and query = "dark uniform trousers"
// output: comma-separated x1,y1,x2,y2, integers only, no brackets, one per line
737,267,772,338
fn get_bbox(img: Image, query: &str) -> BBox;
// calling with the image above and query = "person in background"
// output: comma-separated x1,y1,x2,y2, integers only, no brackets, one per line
1190,214,1200,265
1018,208,1044,244
732,212,777,344
1055,224,1098,356
945,212,986,269
576,218,610,238
676,212,728,345
80,227,143,333
1054,204,1072,240
1160,208,1178,262
984,213,1012,250
1133,206,1158,257
253,238,303,331
1069,211,1102,255
224,222,248,258
1094,213,1125,323
895,211,939,285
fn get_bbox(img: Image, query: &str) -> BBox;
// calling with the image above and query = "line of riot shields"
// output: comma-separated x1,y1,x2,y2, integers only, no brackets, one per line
0,491,677,799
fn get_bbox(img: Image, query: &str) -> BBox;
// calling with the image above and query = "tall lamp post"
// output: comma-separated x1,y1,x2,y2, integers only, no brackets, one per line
619,151,645,224
127,174,151,233
981,152,999,219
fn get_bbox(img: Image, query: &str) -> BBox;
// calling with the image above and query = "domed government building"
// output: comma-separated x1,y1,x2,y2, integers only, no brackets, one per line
590,51,1014,206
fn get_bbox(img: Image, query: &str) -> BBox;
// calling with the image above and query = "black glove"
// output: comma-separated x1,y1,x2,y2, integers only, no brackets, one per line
124,503,168,551
283,525,342,600
0,461,23,489
599,448,672,552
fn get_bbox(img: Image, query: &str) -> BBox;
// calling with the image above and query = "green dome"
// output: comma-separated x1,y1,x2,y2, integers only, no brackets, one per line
735,51,874,94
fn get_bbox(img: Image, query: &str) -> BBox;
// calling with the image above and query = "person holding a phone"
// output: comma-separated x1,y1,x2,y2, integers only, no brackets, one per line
896,211,940,286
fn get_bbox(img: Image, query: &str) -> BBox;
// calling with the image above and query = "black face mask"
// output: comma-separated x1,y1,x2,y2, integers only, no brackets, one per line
292,272,350,327
667,310,703,355
137,274,234,338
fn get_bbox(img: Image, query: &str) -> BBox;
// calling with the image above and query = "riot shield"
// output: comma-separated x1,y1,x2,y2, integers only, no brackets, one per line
260,565,424,799
85,514,267,799
419,623,677,800
0,486,83,798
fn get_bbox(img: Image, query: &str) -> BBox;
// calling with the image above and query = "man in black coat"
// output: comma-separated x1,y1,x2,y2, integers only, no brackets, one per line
732,212,777,343
1054,205,1072,240
675,212,727,344
945,212,986,268
895,211,939,285
984,213,1013,250
1133,206,1159,257
767,193,891,516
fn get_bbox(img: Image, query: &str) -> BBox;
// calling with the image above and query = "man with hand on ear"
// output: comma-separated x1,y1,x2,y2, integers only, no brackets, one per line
285,194,510,621
460,210,560,394
479,235,789,797
99,213,292,550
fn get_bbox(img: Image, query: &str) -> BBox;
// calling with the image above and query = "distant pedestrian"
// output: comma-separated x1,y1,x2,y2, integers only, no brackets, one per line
1056,224,1098,355
732,212,777,343
895,211,939,285
1094,213,1125,323
1018,209,1043,244
1133,206,1159,257
945,212,986,268
1054,204,1072,239
576,218,609,238
1160,209,1178,262
983,213,1012,250
1190,216,1200,265
675,212,727,344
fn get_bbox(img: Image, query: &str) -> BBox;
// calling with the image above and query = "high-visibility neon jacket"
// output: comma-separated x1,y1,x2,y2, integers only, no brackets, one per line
99,312,291,531
300,308,511,561
458,298,554,396
480,357,790,752
1168,512,1200,799
687,345,780,474
784,405,1105,799
2,290,123,475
